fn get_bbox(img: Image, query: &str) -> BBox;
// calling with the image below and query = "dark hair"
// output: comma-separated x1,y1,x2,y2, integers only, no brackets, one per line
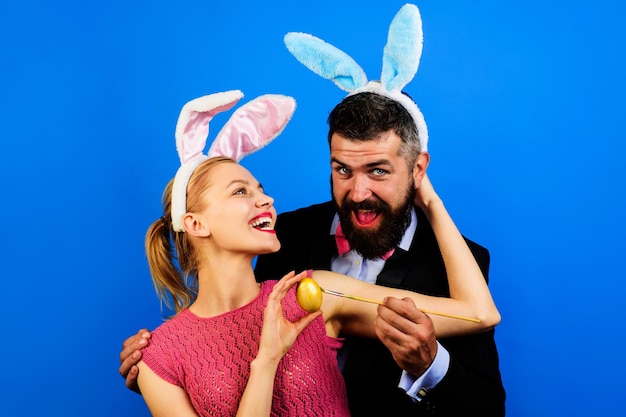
327,92,423,168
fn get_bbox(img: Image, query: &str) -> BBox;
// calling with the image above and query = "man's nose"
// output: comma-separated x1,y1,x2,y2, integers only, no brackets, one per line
349,175,372,202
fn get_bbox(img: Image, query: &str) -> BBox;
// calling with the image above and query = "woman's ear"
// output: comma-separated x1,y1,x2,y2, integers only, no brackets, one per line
412,152,430,188
182,213,211,237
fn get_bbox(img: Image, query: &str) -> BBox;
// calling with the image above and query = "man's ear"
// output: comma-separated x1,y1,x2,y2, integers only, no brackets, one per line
182,213,211,237
412,152,430,187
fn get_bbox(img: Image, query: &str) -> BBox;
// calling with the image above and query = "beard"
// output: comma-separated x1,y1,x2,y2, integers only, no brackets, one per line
333,185,415,260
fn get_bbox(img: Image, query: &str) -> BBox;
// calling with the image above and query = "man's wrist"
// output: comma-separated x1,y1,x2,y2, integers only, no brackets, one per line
398,342,450,401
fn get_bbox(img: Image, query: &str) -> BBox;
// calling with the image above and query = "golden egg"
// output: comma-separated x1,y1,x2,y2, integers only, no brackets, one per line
296,277,323,313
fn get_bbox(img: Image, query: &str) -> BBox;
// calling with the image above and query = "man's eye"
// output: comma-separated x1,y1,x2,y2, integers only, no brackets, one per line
338,167,351,175
372,168,387,176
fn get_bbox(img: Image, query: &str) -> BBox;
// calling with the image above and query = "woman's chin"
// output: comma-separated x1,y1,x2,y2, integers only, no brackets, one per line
257,240,281,255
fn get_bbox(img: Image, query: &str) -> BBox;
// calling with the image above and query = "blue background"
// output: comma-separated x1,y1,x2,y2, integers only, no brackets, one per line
1,1,624,416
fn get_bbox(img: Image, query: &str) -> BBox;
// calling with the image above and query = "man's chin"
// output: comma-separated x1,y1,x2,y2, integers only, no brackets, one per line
351,243,391,260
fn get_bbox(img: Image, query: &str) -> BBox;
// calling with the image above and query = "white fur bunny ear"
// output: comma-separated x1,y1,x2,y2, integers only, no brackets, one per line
170,91,296,232
175,90,244,165
284,32,368,92
381,3,423,92
171,90,243,231
208,94,296,161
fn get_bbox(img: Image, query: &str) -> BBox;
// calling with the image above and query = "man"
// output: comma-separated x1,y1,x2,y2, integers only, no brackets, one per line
254,92,505,416
120,91,505,416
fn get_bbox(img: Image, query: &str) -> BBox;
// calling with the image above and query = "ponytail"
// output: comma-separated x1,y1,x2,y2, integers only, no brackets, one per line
144,157,235,315
145,180,197,315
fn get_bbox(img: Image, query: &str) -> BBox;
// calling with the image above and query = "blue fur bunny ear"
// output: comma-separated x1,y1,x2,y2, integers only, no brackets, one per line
284,32,368,92
381,3,423,92
284,4,429,152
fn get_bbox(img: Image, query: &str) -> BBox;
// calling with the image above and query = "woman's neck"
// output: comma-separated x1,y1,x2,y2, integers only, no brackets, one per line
190,253,260,318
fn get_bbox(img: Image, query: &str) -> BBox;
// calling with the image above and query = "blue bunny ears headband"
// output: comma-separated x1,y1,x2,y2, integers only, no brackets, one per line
171,90,296,232
284,3,428,151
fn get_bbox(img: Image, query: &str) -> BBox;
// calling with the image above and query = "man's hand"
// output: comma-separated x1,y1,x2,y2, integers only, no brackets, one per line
119,329,151,394
374,297,438,377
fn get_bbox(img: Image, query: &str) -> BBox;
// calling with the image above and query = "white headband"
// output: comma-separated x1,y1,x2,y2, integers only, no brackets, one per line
283,3,428,151
171,90,296,232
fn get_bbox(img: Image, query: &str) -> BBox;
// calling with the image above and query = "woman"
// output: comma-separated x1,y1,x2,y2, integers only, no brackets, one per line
134,91,500,417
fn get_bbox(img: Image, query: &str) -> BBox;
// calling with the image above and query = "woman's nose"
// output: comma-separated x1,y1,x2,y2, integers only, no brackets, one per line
256,193,274,208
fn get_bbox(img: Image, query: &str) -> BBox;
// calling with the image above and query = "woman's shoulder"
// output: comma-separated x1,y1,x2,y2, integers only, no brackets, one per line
147,310,195,346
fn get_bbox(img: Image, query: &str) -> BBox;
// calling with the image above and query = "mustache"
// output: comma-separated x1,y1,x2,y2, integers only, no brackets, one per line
341,196,389,212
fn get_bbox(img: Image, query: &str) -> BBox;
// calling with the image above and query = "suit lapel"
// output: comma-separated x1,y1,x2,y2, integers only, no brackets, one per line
307,203,337,271
375,208,434,290
375,247,410,288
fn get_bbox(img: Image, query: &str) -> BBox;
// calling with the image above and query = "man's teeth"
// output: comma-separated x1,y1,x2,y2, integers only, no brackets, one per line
250,216,273,230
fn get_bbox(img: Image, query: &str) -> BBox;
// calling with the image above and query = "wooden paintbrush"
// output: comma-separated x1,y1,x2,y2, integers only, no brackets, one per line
320,287,480,323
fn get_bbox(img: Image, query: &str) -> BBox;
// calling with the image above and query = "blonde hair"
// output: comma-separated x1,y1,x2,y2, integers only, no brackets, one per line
145,156,236,314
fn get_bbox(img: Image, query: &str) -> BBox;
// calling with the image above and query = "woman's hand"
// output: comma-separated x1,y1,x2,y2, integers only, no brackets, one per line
255,271,322,366
414,173,442,213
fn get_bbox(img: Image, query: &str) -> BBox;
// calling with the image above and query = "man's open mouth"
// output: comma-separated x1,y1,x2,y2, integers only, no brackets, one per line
353,209,380,227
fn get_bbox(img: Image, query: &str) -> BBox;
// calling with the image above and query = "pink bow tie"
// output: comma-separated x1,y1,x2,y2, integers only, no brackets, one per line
335,223,395,260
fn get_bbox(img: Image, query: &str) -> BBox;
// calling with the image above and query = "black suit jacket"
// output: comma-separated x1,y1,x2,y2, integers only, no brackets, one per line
255,201,506,416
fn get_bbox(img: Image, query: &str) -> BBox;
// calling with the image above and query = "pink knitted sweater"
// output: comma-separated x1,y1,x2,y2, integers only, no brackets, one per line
141,281,350,417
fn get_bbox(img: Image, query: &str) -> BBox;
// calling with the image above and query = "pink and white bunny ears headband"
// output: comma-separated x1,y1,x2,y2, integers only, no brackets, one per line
171,90,296,232
284,3,428,151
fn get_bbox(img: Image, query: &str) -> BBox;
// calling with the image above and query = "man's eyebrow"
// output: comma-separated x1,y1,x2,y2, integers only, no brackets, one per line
364,159,392,168
330,157,392,168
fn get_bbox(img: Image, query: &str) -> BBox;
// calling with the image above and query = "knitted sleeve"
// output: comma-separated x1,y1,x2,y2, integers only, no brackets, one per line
140,317,187,387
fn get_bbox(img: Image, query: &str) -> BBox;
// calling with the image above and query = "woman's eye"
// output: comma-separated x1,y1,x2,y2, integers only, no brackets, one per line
234,188,246,195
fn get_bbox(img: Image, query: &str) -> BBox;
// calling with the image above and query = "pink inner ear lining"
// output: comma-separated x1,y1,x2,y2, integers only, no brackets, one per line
176,93,244,164
182,100,243,136
177,112,210,164
208,94,296,161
